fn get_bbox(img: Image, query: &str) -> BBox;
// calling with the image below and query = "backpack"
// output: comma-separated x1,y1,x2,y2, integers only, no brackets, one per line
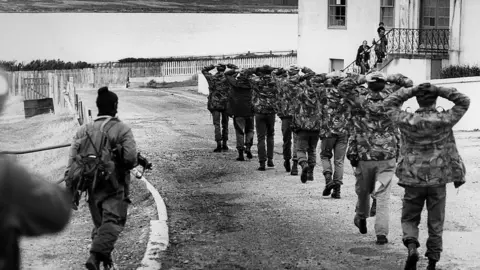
68,117,121,202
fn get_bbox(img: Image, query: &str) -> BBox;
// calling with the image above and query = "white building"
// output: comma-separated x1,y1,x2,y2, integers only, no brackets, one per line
297,0,479,83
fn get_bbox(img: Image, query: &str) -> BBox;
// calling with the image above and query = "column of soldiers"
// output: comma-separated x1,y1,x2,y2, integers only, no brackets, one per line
202,63,470,270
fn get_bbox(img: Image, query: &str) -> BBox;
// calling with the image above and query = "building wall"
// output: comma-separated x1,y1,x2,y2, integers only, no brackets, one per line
457,0,480,66
298,0,384,73
382,58,449,84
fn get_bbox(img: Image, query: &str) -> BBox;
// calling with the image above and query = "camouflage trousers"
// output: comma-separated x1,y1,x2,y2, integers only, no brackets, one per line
401,185,446,262
281,117,298,162
255,113,276,162
233,116,254,151
320,134,348,185
354,159,395,236
296,130,320,167
211,110,229,142
88,182,129,260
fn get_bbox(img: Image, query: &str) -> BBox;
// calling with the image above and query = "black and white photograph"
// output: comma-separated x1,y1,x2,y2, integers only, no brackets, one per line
0,0,478,269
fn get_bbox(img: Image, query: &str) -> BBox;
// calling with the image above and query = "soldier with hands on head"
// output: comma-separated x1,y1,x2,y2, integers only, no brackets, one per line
384,83,470,270
272,66,300,175
318,71,350,199
249,65,278,171
224,64,255,161
65,87,137,270
288,65,321,183
201,63,231,152
338,71,413,245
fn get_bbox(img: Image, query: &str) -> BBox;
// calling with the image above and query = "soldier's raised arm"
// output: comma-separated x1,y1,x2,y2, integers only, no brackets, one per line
383,86,415,123
436,86,471,127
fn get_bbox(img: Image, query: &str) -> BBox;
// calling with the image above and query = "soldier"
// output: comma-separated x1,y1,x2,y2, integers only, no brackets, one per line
65,87,137,269
384,83,470,270
224,64,255,161
289,65,320,183
0,78,71,270
318,71,350,199
201,63,231,152
338,71,413,245
249,65,278,171
272,66,300,175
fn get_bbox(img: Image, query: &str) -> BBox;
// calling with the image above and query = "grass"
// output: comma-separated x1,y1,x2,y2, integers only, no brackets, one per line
0,96,79,183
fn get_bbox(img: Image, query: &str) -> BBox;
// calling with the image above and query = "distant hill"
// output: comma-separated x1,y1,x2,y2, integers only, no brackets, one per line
0,0,298,13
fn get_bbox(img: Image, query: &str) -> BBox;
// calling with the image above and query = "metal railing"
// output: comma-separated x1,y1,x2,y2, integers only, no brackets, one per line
387,28,449,56
342,28,394,74
342,28,450,74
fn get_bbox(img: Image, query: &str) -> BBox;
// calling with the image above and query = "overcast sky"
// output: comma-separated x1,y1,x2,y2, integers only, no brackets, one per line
0,13,298,63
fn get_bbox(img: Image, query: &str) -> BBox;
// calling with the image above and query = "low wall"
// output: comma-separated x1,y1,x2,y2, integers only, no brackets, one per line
401,76,480,131
198,74,209,96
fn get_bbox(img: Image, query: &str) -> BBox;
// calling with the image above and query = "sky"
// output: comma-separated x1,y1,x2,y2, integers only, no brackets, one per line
0,13,298,63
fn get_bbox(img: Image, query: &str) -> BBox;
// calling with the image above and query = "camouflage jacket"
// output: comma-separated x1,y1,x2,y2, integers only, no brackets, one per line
384,86,470,187
316,76,351,138
249,70,278,114
338,74,413,161
224,69,255,117
202,65,230,112
291,75,324,132
67,116,138,186
273,68,316,119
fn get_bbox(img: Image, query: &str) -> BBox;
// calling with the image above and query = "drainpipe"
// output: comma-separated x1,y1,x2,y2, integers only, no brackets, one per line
450,0,463,65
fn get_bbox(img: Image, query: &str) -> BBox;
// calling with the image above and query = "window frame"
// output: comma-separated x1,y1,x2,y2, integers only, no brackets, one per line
327,0,347,29
379,0,395,29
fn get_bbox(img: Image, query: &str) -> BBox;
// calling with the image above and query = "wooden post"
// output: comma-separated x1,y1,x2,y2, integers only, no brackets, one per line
48,73,54,98
78,101,83,125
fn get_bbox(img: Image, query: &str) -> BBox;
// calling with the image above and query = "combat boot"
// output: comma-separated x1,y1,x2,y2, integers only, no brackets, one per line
426,259,437,270
331,185,341,199
222,140,229,151
258,161,266,171
290,161,299,175
300,161,308,183
307,165,314,181
245,148,253,159
236,150,245,161
267,159,275,167
322,172,335,196
404,243,419,270
284,159,291,172
213,141,222,153
85,253,101,270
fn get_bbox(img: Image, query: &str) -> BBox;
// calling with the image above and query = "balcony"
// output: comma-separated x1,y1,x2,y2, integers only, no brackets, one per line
386,28,450,58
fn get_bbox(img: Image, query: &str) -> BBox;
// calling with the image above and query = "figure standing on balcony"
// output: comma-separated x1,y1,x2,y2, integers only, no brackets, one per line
202,63,231,152
373,27,388,66
383,83,470,270
355,40,371,75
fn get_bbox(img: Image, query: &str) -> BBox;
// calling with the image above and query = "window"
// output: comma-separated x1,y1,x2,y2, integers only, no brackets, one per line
330,59,344,72
328,0,347,28
380,0,395,28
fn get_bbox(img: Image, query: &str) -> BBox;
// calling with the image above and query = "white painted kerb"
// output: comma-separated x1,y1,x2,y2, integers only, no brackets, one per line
132,168,169,270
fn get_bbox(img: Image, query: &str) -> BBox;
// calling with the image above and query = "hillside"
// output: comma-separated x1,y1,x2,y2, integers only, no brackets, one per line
0,0,298,13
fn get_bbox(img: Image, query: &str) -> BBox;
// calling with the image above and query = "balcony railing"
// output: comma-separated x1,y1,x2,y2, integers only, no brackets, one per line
342,28,450,74
387,28,449,56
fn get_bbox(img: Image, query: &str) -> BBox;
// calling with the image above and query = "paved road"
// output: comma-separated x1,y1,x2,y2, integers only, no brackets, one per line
77,87,480,270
